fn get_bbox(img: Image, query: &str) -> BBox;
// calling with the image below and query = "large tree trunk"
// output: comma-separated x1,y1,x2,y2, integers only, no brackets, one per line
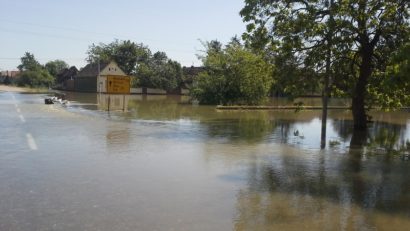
352,46,372,130
351,84,367,130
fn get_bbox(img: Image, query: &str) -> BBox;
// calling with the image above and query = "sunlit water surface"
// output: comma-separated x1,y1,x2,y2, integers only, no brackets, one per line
0,92,409,231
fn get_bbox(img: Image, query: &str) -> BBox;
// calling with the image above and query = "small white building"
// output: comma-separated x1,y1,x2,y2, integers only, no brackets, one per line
75,61,130,93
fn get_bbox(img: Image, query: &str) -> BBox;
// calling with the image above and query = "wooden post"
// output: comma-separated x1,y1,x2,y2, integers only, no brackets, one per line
123,94,125,112
108,95,110,112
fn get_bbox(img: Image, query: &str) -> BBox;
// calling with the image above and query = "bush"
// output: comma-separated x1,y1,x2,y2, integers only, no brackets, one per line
191,41,273,105
17,69,54,88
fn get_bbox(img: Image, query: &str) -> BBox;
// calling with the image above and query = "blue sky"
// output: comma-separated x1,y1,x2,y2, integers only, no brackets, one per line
0,0,246,70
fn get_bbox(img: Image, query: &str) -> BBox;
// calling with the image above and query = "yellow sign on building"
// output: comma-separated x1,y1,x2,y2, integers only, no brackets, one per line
106,76,130,94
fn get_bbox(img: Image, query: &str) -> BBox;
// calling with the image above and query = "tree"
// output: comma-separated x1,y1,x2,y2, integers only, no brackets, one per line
87,40,151,75
16,52,53,88
191,40,274,105
87,39,183,90
17,70,53,88
372,43,410,109
241,0,410,130
17,52,41,71
137,52,183,91
45,60,68,77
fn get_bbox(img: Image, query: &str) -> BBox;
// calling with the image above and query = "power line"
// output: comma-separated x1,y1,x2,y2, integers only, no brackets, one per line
0,27,96,42
0,18,198,47
1,26,198,54
0,20,203,68
1,19,136,40
0,57,86,61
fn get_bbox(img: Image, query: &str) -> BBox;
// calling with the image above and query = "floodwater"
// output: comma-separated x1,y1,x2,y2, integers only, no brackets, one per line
0,92,409,231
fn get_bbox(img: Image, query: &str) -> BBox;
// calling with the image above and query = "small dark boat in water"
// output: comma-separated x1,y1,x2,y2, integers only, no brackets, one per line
44,98,54,104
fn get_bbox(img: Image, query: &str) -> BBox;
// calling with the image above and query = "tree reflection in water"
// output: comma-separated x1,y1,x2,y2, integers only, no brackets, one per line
201,113,279,144
233,120,410,230
67,94,409,229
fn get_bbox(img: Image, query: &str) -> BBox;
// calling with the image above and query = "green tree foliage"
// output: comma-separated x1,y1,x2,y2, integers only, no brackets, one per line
191,40,273,105
87,40,151,76
17,52,41,71
16,52,54,88
369,43,410,109
241,0,410,129
17,70,53,88
137,52,183,91
272,51,319,97
45,60,69,77
87,39,183,90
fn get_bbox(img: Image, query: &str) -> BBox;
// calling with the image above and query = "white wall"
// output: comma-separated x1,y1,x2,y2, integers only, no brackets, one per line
146,88,167,95
100,62,127,76
130,88,143,94
97,76,107,93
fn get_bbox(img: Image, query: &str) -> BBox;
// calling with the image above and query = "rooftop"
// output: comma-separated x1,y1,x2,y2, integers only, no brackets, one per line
76,61,110,78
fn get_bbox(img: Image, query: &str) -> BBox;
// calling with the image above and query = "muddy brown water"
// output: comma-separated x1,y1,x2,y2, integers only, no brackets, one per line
0,92,409,231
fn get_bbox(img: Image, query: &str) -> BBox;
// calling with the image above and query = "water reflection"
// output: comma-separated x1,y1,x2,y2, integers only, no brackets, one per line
232,120,410,229
331,119,410,154
105,123,132,154
201,113,278,144
332,119,354,142
97,94,129,111
367,122,409,154
60,93,410,230
63,93,410,151
233,139,410,230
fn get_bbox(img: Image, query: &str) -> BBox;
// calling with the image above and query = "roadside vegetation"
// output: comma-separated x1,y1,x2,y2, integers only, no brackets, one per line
12,52,68,88
191,39,273,105
16,52,54,88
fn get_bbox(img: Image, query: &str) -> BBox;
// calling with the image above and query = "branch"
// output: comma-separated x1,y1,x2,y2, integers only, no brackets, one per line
370,29,381,48
289,0,310,8
350,52,360,75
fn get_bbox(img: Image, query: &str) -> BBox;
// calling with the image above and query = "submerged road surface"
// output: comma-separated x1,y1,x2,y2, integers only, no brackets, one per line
0,92,237,231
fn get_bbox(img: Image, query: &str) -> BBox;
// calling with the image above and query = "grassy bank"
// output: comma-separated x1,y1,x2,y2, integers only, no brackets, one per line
0,84,50,93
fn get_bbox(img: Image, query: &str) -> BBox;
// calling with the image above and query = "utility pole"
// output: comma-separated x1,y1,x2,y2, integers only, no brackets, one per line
97,56,101,94
321,0,334,149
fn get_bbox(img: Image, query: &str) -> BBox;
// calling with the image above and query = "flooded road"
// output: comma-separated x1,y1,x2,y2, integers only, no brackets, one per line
0,92,409,231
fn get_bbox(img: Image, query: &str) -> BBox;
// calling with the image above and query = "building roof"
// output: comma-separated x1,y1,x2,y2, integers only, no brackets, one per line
57,66,78,83
0,70,21,78
182,66,205,76
76,61,110,78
